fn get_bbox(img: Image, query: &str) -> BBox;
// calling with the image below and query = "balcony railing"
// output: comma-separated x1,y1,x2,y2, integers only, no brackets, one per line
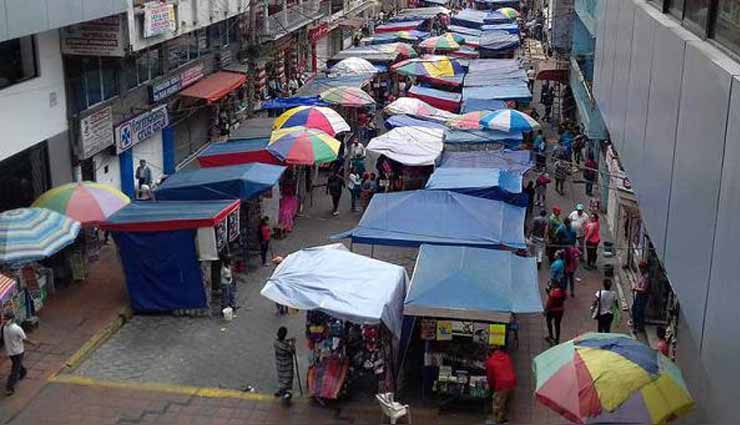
257,1,330,40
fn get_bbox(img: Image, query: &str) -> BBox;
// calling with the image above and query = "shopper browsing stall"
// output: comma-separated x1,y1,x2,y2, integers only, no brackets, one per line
485,347,516,424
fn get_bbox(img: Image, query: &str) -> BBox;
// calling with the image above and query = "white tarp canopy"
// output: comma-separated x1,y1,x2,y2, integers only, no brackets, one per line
383,97,458,123
367,127,445,166
260,244,408,337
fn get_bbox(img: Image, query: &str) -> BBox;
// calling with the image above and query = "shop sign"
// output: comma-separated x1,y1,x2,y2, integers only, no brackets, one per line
606,145,633,193
309,23,329,43
79,106,114,159
115,105,169,154
420,319,436,340
488,324,506,346
143,2,177,38
227,210,240,242
150,64,205,102
61,16,125,57
436,320,453,341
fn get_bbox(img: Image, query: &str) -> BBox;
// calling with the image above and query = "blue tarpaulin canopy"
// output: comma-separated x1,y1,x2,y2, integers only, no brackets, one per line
463,84,532,110
450,9,489,28
481,23,520,34
444,129,523,146
439,149,532,173
155,163,286,202
296,75,371,96
331,190,526,249
404,244,543,323
261,96,330,109
464,59,529,87
103,200,240,232
385,115,448,130
447,25,481,37
480,30,520,52
260,244,408,337
484,10,513,24
425,167,526,206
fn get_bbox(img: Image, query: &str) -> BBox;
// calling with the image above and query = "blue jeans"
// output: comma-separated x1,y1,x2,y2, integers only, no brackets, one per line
221,284,235,310
632,293,648,331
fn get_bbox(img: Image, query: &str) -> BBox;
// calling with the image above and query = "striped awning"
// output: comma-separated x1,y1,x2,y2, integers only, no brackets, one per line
0,274,16,301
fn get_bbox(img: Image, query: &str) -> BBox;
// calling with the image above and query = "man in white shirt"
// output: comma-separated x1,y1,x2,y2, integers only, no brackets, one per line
568,203,589,252
349,139,366,159
3,312,36,395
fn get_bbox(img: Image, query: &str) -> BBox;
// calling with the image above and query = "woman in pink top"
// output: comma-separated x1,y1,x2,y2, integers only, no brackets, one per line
584,213,601,270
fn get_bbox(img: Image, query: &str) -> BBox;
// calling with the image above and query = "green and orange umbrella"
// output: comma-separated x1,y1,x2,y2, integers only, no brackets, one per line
267,127,340,165
32,182,130,226
376,42,418,59
534,333,694,424
419,33,465,52
320,86,376,108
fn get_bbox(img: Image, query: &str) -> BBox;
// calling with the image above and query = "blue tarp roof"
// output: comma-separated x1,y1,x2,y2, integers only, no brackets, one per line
376,20,426,32
404,244,543,321
439,150,533,173
480,30,520,52
444,129,523,145
260,244,408,337
104,200,239,232
463,84,533,108
484,10,513,24
481,23,520,34
385,115,448,130
296,75,371,96
261,95,330,109
426,166,522,195
200,137,269,157
408,85,462,102
331,190,526,249
362,34,401,45
447,25,481,37
155,163,286,202
450,9,489,28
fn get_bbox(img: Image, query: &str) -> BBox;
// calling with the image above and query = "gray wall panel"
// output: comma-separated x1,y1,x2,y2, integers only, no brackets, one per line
47,0,82,29
592,0,608,107
596,0,619,118
664,42,733,345
0,2,7,40
702,76,740,423
621,6,654,196
608,0,635,153
5,0,48,37
82,0,115,21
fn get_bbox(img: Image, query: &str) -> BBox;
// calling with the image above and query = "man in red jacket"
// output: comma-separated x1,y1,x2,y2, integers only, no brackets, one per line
485,347,517,424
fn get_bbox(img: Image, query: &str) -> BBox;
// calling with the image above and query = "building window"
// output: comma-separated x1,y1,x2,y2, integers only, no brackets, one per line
66,56,120,111
684,0,711,35
667,0,686,18
126,47,163,89
167,32,209,71
714,0,740,55
0,36,37,90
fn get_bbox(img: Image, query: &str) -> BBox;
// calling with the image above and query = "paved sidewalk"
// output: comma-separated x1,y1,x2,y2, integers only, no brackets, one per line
0,246,129,423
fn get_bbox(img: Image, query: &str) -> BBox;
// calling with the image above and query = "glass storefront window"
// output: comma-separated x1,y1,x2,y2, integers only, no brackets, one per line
684,0,711,35
0,36,37,90
714,0,740,56
668,0,685,18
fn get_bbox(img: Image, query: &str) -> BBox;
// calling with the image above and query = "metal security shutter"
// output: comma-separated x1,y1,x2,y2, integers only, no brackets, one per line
172,108,211,166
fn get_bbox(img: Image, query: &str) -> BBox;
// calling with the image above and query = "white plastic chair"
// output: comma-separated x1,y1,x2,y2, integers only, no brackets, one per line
376,392,412,424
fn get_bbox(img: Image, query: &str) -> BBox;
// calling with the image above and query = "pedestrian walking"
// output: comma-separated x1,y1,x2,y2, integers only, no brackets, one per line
573,132,586,165
550,250,565,288
533,130,547,170
568,204,589,252
655,326,670,357
584,213,601,269
2,312,37,396
220,257,237,311
592,279,619,333
327,172,344,216
530,209,548,269
485,347,516,425
544,280,566,345
553,157,568,195
563,245,581,297
535,172,551,207
274,327,296,399
631,261,650,333
583,155,598,197
556,217,577,249
347,167,361,212
259,216,272,266
546,206,563,263
524,181,535,218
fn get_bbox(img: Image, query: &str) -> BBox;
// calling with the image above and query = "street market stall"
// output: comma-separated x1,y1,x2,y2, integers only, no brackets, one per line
402,244,542,408
331,190,526,249
384,115,449,130
384,97,459,123
425,167,527,206
408,85,462,113
479,31,520,58
439,149,532,174
197,138,281,167
261,244,408,400
101,200,240,315
367,127,445,190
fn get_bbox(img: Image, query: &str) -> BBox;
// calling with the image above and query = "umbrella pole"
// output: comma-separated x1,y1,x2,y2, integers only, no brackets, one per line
293,351,303,396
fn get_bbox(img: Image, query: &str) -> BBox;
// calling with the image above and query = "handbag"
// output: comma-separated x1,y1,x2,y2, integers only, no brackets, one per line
591,291,602,320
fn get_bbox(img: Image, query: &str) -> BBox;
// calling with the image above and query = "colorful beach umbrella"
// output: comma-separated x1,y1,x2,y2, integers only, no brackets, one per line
376,42,418,58
479,109,540,132
419,33,465,52
496,7,520,19
320,86,376,108
272,106,350,136
392,30,429,42
0,208,81,264
391,55,464,79
330,57,378,76
534,333,694,425
267,127,340,165
446,110,495,130
32,182,130,226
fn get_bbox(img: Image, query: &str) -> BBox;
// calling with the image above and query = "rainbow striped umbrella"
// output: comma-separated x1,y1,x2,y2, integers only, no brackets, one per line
392,55,464,79
320,86,376,108
446,110,496,130
33,182,130,226
479,109,540,132
0,208,81,264
268,127,340,165
272,106,350,136
419,33,465,52
496,7,520,19
534,333,694,424
376,42,418,58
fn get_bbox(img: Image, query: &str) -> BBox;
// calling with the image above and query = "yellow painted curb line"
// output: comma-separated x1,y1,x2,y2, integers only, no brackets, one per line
49,374,293,403
63,307,133,371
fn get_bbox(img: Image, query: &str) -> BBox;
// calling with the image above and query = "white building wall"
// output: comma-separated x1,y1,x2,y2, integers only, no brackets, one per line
0,30,67,161
126,0,249,52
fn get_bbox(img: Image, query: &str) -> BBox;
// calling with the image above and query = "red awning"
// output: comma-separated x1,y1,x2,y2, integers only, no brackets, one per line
535,68,569,82
180,72,247,103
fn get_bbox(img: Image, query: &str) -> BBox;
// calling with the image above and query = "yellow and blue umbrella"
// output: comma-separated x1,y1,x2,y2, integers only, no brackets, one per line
0,208,81,264
496,7,520,19
391,55,464,79
272,106,350,136
479,109,540,132
534,333,694,424
268,127,340,165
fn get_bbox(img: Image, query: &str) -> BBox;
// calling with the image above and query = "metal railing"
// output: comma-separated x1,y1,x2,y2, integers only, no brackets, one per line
257,1,330,39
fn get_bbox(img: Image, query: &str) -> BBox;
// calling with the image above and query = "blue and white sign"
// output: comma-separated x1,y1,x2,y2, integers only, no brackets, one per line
150,76,182,103
115,105,169,154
